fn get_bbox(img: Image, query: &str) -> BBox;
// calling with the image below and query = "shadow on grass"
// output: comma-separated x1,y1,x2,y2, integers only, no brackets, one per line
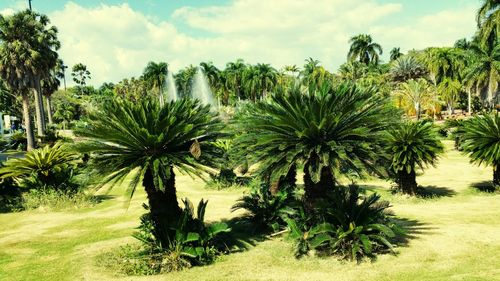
470,181,497,193
93,194,117,204
216,217,270,253
391,217,436,247
415,186,456,198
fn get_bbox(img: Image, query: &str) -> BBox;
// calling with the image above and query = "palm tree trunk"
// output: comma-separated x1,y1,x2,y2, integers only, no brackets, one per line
21,92,35,151
397,169,418,195
33,78,45,136
467,89,472,114
303,164,334,212
46,95,53,125
142,166,181,247
487,70,495,108
493,163,500,188
271,164,297,195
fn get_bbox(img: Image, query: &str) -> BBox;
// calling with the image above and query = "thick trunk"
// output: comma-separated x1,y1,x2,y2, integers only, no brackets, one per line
142,166,181,247
415,103,421,120
303,165,334,211
21,92,35,151
270,164,297,195
46,96,53,125
33,79,45,137
493,163,500,188
397,169,418,195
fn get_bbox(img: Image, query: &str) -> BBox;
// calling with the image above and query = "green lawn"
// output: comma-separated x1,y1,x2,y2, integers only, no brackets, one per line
0,141,499,281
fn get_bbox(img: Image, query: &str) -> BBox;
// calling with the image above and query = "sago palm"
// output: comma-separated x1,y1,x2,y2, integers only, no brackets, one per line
386,121,444,195
76,98,222,245
234,82,397,210
459,113,500,187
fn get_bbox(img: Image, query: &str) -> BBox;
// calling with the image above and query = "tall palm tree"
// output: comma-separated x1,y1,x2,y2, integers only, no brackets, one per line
40,73,60,125
225,59,246,100
199,61,221,103
464,42,500,107
438,78,462,115
476,0,499,48
143,61,169,106
390,47,403,61
386,121,444,195
394,78,431,120
0,10,59,149
459,112,500,187
255,63,277,99
76,98,222,246
420,47,464,84
234,82,397,210
347,34,383,65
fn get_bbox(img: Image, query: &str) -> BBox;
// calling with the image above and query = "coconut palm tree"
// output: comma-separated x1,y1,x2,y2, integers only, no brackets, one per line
438,78,462,115
347,34,383,65
225,59,246,100
386,121,444,195
143,61,169,106
76,98,222,246
390,47,403,61
234,82,397,210
40,74,60,125
254,63,277,99
390,56,428,82
174,65,197,98
0,10,59,149
476,0,499,48
459,112,500,187
394,78,431,120
464,42,500,107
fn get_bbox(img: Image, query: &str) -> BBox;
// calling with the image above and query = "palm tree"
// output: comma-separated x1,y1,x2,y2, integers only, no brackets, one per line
464,42,500,107
420,47,464,85
459,113,500,187
347,34,383,65
284,65,300,77
143,61,168,106
175,65,197,98
255,63,277,99
454,38,473,50
390,56,428,82
476,0,499,48
394,78,431,120
225,59,246,100
438,78,462,115
234,82,396,210
390,47,403,61
386,121,444,195
76,98,222,246
40,74,60,125
0,10,59,149
339,61,368,81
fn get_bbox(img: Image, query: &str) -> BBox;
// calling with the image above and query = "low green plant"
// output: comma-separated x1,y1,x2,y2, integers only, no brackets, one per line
284,185,402,261
232,180,297,232
0,142,79,191
127,198,231,274
20,188,97,210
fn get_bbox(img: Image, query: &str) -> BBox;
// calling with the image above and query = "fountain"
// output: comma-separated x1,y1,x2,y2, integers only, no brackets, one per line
191,67,217,108
165,71,178,102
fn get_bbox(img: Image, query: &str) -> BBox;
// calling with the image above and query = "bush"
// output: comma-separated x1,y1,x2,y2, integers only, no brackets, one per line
231,179,297,232
112,198,231,275
21,189,97,210
10,131,26,151
0,142,79,191
285,185,403,261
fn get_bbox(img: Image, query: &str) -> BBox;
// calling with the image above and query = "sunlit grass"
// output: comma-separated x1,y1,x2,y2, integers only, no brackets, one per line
0,141,498,281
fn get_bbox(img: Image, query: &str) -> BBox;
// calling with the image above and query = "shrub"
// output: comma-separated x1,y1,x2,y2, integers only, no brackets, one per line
21,189,97,210
284,185,402,261
0,142,79,191
120,198,231,275
231,180,297,232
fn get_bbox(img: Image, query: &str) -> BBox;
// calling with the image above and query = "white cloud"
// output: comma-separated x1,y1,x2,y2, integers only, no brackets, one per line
1,1,479,86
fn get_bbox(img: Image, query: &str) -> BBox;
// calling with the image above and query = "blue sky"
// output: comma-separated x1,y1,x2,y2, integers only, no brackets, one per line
0,0,480,85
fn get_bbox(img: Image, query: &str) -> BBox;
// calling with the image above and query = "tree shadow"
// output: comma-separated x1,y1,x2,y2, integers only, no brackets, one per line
93,194,117,203
415,186,457,198
216,216,270,253
470,181,497,193
391,217,436,247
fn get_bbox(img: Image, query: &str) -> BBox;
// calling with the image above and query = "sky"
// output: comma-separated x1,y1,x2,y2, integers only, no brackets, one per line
0,0,481,86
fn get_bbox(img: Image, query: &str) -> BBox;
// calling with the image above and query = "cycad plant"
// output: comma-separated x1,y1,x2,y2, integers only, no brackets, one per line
76,98,222,245
459,113,500,188
386,121,444,195
234,82,397,210
0,142,77,190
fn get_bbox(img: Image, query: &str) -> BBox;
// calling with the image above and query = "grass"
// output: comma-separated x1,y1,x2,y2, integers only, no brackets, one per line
0,140,499,281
